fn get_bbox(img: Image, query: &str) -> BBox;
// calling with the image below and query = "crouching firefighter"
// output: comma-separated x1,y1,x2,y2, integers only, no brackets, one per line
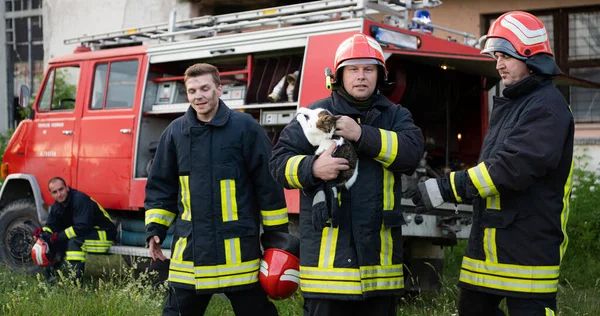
32,176,116,284
412,11,573,316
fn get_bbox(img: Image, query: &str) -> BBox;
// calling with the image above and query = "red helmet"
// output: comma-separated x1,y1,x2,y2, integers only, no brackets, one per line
481,11,552,59
259,248,300,300
31,238,56,267
334,33,387,80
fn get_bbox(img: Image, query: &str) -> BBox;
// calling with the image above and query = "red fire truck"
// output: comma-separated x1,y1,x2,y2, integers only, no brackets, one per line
1,0,596,291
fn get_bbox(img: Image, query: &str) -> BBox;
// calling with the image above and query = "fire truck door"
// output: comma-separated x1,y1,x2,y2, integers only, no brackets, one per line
76,59,140,210
29,65,82,193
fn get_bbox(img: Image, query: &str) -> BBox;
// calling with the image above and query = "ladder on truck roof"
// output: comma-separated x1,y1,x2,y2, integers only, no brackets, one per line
64,0,448,47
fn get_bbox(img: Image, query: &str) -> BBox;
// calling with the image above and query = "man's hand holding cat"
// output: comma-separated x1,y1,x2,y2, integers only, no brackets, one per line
334,116,362,142
312,143,350,181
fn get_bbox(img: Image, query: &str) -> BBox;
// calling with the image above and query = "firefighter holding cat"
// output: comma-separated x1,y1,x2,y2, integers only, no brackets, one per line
270,33,424,316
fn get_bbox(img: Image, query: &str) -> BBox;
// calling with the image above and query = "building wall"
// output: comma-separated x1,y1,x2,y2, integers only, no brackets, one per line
428,0,600,39
42,0,196,64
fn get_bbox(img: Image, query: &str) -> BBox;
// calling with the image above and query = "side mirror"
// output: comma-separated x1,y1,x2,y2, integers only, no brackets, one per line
18,85,30,108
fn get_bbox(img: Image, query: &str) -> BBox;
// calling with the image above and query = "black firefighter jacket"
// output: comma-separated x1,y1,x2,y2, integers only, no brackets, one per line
270,92,424,300
447,76,574,299
44,188,116,244
145,101,289,294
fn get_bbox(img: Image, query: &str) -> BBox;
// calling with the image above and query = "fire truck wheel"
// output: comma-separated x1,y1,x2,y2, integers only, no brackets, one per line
0,199,42,274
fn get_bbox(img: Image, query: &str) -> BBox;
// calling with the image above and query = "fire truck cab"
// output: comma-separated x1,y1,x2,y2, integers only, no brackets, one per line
1,0,571,291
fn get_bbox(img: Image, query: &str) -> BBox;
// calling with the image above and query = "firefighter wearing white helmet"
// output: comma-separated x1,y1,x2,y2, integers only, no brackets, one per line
412,11,573,315
271,33,424,315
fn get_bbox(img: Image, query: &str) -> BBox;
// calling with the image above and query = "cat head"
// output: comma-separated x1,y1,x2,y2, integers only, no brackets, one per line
316,111,340,138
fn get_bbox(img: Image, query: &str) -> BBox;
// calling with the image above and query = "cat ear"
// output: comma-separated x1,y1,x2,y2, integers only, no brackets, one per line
334,115,342,120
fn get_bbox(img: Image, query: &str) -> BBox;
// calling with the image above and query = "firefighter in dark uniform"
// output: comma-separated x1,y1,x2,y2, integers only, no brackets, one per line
270,34,424,316
145,63,289,316
413,11,573,316
34,176,116,283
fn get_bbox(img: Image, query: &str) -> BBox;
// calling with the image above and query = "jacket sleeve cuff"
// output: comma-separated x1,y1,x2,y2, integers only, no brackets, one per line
356,125,381,157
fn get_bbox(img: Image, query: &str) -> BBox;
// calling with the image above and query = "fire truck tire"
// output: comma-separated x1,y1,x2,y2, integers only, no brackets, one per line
0,199,41,274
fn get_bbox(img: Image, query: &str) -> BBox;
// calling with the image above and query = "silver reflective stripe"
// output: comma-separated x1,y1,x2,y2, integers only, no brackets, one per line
195,261,259,276
224,180,234,221
424,179,444,207
381,225,391,265
263,213,288,222
170,261,193,271
360,266,403,276
384,169,394,210
196,274,258,287
301,269,360,278
169,272,194,283
227,239,238,264
322,228,335,268
302,282,362,292
489,196,499,209
486,229,496,263
381,130,393,162
462,259,560,277
313,190,325,206
473,167,493,196
147,213,174,224
460,271,557,290
362,278,404,290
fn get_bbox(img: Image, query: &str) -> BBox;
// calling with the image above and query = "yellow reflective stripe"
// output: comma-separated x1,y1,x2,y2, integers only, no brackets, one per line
284,155,306,189
560,160,574,261
382,167,395,211
318,227,339,268
42,227,53,233
145,208,176,226
301,266,361,281
545,307,556,316
170,259,194,273
169,270,195,285
462,257,560,279
486,196,501,209
220,179,238,222
224,238,241,264
260,207,289,226
459,269,558,293
360,264,403,277
449,172,463,203
379,223,392,266
483,228,498,263
375,129,398,168
194,259,260,277
65,227,76,239
179,176,192,221
172,237,187,262
98,230,107,241
91,198,112,222
467,162,499,198
362,276,404,291
300,279,363,295
66,251,85,262
195,271,258,289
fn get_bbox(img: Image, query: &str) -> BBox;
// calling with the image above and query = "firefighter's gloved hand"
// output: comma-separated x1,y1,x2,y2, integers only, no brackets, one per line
417,179,448,210
312,190,329,231
33,227,42,238
409,188,427,214
41,232,58,244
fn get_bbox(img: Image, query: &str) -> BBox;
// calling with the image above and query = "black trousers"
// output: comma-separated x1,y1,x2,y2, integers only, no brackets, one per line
303,296,397,316
162,283,278,316
458,287,557,316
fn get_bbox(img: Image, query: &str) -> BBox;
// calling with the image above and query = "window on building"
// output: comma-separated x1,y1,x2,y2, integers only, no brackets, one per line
38,66,80,112
484,6,600,123
90,60,139,110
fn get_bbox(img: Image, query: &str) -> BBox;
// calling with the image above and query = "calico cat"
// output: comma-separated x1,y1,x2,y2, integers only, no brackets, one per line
296,107,359,189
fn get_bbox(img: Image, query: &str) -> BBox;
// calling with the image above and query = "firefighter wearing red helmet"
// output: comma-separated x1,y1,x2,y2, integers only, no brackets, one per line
413,11,573,316
271,33,424,315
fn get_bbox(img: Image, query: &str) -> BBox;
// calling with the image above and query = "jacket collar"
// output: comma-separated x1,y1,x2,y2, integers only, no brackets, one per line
502,74,552,100
331,91,394,115
182,99,231,134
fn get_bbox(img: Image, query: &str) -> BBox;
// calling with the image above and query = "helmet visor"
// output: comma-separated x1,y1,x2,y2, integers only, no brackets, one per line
481,37,526,61
337,58,384,71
